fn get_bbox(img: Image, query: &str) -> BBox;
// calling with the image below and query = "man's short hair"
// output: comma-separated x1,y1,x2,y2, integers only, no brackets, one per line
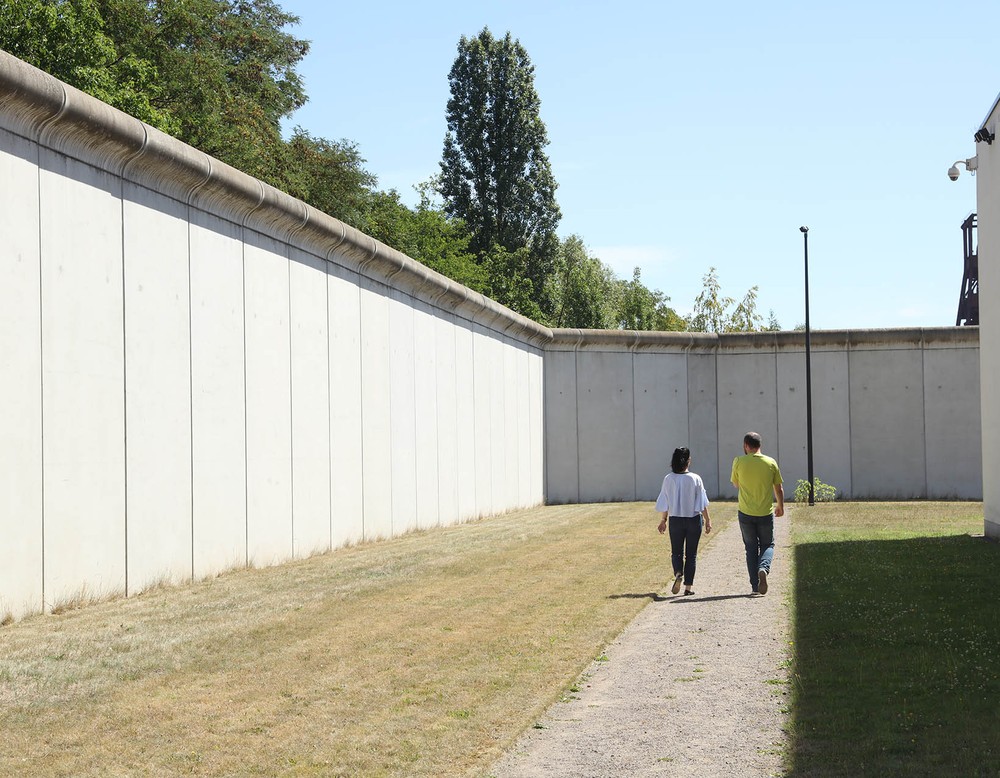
744,432,762,450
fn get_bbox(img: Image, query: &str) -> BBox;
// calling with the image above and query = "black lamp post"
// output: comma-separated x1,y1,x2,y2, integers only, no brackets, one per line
800,226,815,505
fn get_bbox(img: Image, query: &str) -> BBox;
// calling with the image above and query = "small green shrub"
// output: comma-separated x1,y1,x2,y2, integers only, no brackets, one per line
793,477,837,503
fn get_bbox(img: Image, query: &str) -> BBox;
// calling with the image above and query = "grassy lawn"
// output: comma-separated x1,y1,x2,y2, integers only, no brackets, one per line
0,502,724,777
789,501,997,777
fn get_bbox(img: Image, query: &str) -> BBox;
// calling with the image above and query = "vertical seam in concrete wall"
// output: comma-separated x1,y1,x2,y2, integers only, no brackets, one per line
574,348,581,504
631,350,638,500
241,238,249,565
325,263,332,550
471,328,478,515
921,333,928,499
287,251,295,555
410,301,418,534
714,351,721,495
773,349,780,466
120,187,129,597
847,334,854,499
186,216,195,580
453,323,460,519
36,157,46,613
356,282,365,540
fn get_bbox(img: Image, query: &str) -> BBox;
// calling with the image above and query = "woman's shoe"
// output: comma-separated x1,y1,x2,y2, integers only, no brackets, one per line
671,573,683,594
683,589,695,596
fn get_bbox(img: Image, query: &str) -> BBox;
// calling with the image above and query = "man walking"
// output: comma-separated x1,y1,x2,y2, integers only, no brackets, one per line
731,432,784,595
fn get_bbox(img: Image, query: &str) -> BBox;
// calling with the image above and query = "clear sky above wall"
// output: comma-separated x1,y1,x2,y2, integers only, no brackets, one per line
277,0,996,331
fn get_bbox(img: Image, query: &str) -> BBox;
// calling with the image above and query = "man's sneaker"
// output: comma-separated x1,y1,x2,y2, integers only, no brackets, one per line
758,569,768,595
671,572,683,595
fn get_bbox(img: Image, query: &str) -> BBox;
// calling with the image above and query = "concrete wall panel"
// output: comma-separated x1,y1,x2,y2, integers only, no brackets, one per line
455,322,478,519
0,130,42,619
716,353,779,499
490,336,509,513
796,351,854,499
413,302,440,529
516,350,532,507
923,347,982,499
529,351,544,505
389,292,418,534
634,353,689,500
360,280,392,539
544,350,579,504
503,341,520,508
123,186,192,591
328,265,364,545
244,236,293,566
435,314,460,525
290,250,332,555
472,325,494,515
577,351,636,502
190,212,246,577
850,349,926,498
686,354,719,497
40,154,126,605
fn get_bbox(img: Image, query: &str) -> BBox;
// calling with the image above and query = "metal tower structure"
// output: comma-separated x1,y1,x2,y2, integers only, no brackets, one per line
956,213,978,326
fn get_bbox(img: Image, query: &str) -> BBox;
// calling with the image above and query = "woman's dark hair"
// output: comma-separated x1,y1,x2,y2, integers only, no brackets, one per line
670,447,691,474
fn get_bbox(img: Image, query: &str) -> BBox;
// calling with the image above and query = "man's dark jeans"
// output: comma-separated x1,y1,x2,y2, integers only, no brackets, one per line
738,511,775,592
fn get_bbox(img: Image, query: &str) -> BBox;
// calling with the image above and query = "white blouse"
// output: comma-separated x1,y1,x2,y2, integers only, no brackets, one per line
654,471,709,517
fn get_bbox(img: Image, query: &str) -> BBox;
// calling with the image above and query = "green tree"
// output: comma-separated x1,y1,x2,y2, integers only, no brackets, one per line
98,0,309,185
548,236,617,329
0,0,174,129
686,267,767,333
284,127,376,228
439,28,561,317
363,186,486,293
613,267,686,331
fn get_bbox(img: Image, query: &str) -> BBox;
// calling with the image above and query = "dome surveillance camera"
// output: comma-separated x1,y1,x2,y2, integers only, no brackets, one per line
948,165,961,181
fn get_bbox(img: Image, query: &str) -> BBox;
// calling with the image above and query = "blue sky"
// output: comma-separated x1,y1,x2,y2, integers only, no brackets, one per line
277,0,997,330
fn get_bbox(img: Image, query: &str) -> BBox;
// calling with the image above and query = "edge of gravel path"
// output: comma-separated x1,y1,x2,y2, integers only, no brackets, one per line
487,513,793,778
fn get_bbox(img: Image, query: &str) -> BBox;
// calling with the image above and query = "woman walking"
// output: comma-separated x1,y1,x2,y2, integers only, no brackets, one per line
655,447,712,595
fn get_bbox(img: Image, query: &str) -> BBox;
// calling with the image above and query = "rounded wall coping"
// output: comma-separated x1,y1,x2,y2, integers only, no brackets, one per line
550,326,979,353
0,50,552,348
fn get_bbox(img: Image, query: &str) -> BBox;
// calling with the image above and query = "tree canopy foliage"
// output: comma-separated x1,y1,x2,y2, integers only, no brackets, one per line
439,28,562,319
685,267,778,333
0,5,750,333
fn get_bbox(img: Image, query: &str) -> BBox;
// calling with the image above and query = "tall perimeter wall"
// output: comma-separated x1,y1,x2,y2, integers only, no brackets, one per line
545,328,982,503
0,53,546,620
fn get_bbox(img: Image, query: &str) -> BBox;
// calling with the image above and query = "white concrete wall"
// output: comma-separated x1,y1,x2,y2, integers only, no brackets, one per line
0,52,549,620
545,329,982,503
976,100,1000,539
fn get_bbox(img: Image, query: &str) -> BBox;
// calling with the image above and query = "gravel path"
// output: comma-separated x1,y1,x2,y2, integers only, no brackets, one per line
488,514,792,778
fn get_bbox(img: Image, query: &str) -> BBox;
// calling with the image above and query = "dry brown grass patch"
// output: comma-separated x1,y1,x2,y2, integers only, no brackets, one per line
0,503,732,776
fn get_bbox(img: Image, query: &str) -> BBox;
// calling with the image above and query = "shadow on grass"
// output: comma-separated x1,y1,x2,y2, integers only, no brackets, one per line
790,534,1000,777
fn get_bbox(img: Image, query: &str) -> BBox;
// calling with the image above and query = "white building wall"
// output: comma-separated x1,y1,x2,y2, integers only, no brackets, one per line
976,101,1000,539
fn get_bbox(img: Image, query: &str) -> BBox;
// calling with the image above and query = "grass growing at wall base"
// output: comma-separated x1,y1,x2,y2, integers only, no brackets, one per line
0,503,720,777
789,502,996,777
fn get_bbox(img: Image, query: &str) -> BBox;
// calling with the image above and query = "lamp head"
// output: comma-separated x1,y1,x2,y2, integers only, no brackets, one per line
799,226,809,233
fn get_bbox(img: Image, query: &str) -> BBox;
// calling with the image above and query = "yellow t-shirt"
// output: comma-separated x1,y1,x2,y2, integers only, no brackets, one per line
731,452,782,516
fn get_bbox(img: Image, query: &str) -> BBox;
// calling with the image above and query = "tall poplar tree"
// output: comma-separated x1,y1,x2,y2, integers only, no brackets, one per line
439,28,561,317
